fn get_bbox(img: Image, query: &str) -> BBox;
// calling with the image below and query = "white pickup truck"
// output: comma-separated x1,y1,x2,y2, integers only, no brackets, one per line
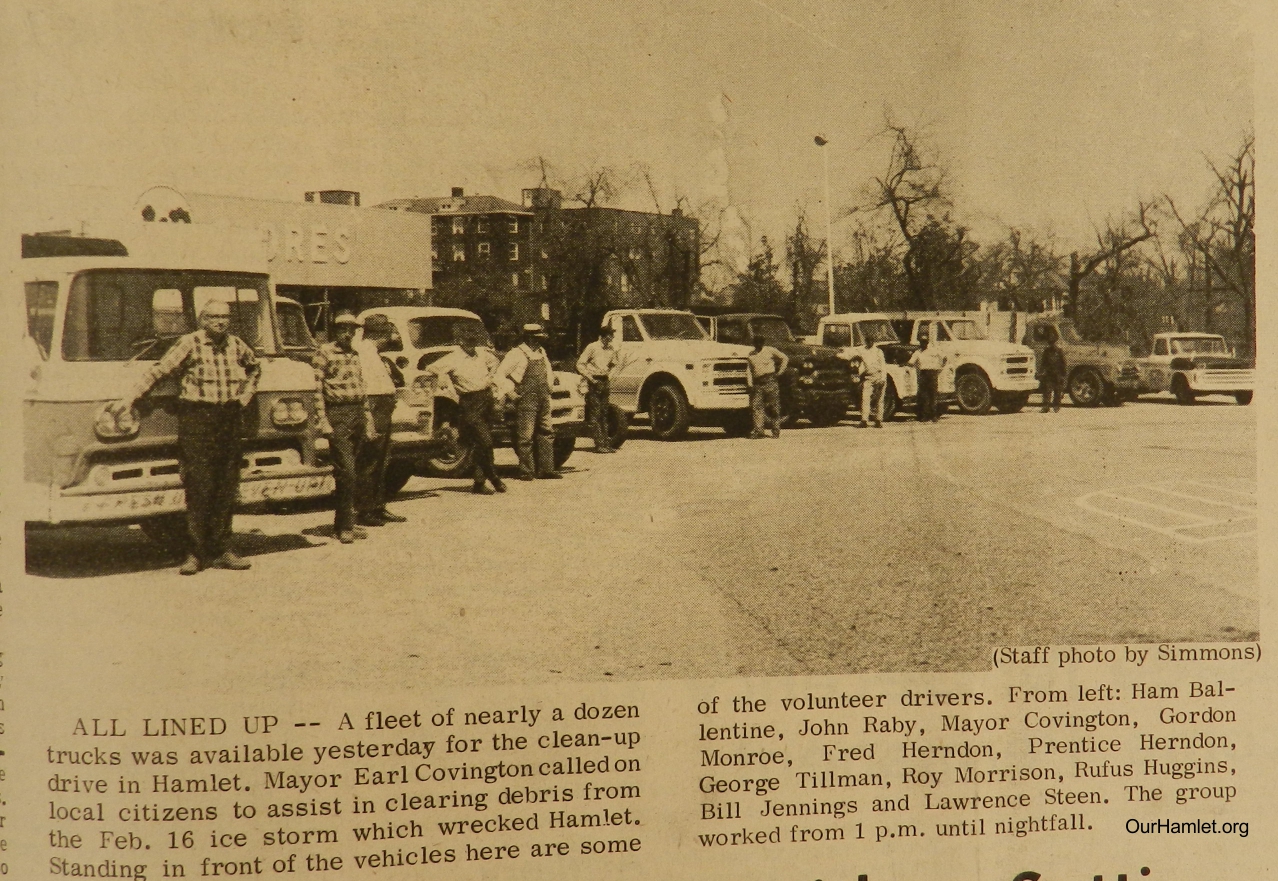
1134,332,1254,406
601,308,752,440
892,314,1038,414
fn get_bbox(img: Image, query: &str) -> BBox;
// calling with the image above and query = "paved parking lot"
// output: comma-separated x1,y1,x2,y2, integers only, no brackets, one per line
19,396,1257,694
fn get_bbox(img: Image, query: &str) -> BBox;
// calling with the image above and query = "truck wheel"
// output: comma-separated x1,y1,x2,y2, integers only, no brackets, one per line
1068,368,1104,407
1235,391,1253,406
994,392,1029,414
881,381,899,422
383,461,416,497
1101,385,1123,407
423,406,476,478
648,382,691,440
1173,376,1196,406
553,437,575,469
606,404,630,450
809,399,846,427
955,371,993,415
139,513,189,555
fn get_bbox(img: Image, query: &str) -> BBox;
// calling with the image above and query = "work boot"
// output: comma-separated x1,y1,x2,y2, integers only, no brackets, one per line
492,479,507,493
352,526,368,539
377,509,407,523
338,531,356,545
748,431,764,439
356,513,386,527
518,473,536,482
473,483,495,495
537,471,564,480
212,551,251,571
178,555,202,576
771,427,781,439
873,421,883,428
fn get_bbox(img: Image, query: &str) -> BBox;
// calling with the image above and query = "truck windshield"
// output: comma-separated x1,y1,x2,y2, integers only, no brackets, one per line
855,320,900,346
945,320,985,341
1170,337,1228,355
61,269,274,362
1055,320,1085,344
276,300,316,349
407,316,492,349
748,317,795,344
638,313,707,341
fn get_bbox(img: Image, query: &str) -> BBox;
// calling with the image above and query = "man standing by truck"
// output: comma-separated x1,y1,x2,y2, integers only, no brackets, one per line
424,328,506,494
1037,327,1068,413
908,327,945,422
745,333,789,438
851,341,887,428
109,299,260,575
576,325,619,453
497,324,562,480
355,314,407,525
313,312,376,543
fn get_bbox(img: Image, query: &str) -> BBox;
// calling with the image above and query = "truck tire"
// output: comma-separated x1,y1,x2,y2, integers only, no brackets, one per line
1173,376,1196,406
383,460,416,497
1068,368,1104,407
1235,391,1253,406
553,436,575,469
648,382,692,440
809,398,846,427
423,405,476,478
994,392,1029,414
1101,384,1123,407
139,513,189,555
606,404,630,450
955,370,993,415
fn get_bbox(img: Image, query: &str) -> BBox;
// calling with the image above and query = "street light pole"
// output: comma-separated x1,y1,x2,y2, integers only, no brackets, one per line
815,135,835,316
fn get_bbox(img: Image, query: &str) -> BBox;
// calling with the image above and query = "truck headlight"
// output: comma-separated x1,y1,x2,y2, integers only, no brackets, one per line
93,404,142,441
271,398,308,427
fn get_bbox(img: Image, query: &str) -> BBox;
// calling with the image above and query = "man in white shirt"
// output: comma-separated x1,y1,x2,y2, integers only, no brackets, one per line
576,325,619,453
497,324,562,480
423,328,505,494
745,334,789,439
851,342,887,428
354,314,407,525
907,328,947,422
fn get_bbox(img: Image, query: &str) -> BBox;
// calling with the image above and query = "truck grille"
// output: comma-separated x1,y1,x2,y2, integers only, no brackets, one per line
710,359,749,394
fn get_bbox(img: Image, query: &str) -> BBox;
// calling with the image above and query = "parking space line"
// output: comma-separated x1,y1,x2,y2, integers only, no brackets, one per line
1075,479,1256,544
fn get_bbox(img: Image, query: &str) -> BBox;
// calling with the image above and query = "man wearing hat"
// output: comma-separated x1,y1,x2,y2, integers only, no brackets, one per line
575,325,620,453
354,314,408,525
423,327,505,494
313,311,377,543
109,298,260,575
496,323,562,480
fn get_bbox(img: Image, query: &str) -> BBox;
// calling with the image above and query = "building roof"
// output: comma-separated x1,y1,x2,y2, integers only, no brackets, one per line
378,195,531,216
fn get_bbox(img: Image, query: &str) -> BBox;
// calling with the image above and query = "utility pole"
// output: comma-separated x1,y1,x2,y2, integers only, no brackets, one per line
815,135,835,316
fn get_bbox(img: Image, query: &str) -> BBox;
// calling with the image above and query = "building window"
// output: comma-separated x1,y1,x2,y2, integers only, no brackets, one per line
620,271,630,295
453,244,466,262
477,242,490,256
628,247,641,261
511,273,521,289
452,217,465,235
477,217,488,233
508,218,519,234
509,243,519,261
431,245,439,261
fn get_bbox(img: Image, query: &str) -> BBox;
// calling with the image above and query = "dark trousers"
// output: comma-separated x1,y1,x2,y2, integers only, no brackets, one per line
356,394,395,514
459,389,500,487
585,378,611,448
515,391,555,477
177,401,243,562
1039,377,1065,411
917,370,940,421
328,403,365,533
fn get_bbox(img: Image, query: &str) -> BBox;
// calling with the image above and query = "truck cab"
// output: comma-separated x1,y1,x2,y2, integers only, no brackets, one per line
21,230,332,548
1021,315,1141,407
601,308,751,439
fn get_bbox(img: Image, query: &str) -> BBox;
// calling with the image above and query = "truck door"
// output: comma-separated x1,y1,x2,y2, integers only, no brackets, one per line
608,314,645,408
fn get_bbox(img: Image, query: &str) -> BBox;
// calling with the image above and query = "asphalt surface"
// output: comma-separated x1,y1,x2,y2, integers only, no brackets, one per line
20,394,1257,694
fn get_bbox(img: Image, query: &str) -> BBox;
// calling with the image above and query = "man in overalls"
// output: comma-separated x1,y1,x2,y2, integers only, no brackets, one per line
497,324,562,481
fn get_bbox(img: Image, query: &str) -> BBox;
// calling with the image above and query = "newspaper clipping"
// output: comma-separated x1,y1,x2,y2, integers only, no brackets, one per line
3,2,1273,879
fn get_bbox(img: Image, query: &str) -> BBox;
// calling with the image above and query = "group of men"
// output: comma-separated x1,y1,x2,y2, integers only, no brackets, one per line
116,304,588,575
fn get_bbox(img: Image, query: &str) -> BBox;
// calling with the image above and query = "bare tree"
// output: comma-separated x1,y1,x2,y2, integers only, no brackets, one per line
1066,201,1157,316
785,209,826,330
1164,135,1255,353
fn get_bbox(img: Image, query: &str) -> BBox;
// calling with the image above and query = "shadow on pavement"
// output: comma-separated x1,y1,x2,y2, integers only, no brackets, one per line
25,525,320,579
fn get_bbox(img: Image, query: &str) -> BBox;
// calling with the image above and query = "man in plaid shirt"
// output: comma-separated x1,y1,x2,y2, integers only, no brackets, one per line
312,312,377,544
110,299,260,575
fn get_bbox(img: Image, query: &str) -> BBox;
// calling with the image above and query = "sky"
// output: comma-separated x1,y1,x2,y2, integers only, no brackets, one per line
1,0,1257,272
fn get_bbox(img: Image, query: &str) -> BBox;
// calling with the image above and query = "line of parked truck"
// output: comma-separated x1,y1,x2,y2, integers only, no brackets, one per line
20,224,1255,553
